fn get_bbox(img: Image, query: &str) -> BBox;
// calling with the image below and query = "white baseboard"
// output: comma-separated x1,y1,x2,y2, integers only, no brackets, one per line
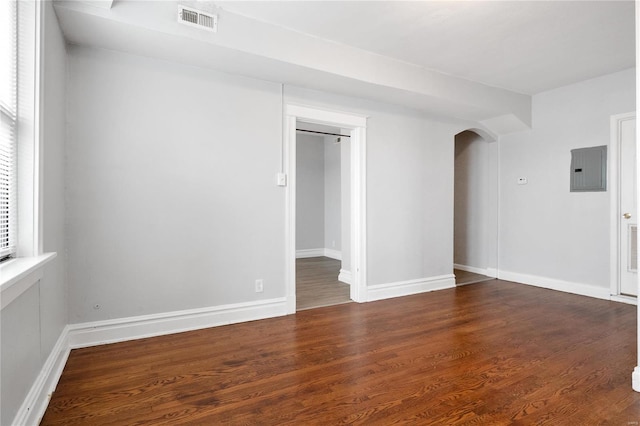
13,325,71,426
324,249,342,261
610,294,638,305
67,298,288,349
498,270,612,301
338,269,352,285
633,367,640,392
454,263,496,278
367,274,456,302
296,248,325,258
296,248,342,260
485,268,498,278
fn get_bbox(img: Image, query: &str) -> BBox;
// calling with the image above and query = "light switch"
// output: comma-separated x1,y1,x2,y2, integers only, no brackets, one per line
277,173,287,187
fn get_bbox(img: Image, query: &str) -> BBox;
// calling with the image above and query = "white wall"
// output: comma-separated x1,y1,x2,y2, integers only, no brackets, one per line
324,136,341,251
499,68,635,288
296,133,325,250
66,46,285,323
65,46,462,326
340,136,351,272
285,86,458,286
454,131,490,270
295,133,342,255
1,3,68,424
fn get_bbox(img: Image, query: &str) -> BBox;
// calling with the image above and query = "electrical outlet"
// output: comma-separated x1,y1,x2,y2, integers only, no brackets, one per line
255,279,264,293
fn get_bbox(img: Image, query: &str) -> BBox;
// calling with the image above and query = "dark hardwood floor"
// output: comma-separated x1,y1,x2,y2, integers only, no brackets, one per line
42,280,640,425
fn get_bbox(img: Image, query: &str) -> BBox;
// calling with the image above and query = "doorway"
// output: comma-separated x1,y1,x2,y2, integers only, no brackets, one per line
295,123,350,310
284,105,367,314
453,130,497,285
610,112,637,298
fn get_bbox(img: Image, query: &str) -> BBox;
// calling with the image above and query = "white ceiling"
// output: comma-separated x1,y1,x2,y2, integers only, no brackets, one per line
53,0,635,135
216,0,635,95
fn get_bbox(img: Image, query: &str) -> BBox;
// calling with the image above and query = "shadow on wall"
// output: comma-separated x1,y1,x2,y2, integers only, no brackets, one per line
453,130,494,275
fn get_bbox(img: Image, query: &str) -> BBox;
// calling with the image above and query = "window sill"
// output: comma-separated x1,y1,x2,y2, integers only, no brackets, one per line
1,252,57,310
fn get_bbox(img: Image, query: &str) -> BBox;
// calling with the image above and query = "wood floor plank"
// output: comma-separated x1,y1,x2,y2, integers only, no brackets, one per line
41,280,640,425
296,256,351,310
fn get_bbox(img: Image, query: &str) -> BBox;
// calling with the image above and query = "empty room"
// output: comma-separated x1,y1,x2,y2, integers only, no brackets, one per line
1,1,639,424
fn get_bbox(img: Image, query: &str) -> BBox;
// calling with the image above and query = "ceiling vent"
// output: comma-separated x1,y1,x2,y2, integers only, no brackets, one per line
178,5,218,32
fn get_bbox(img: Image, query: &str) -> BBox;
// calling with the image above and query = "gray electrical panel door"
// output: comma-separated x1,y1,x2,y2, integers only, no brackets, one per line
570,145,607,192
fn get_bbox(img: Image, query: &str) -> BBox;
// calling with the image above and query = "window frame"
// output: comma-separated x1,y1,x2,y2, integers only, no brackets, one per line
0,0,18,261
1,0,43,264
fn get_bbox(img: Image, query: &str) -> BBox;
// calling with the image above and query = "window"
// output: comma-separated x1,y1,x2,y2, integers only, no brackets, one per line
0,0,17,261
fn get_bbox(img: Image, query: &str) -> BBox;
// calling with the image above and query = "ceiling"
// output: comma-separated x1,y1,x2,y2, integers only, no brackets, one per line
53,0,635,135
216,1,635,95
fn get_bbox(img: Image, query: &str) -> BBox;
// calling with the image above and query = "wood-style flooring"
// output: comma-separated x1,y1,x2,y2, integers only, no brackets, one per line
296,256,351,310
454,269,493,286
41,280,640,425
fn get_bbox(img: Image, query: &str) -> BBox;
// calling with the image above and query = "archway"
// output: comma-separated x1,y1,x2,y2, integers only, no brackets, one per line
453,130,498,285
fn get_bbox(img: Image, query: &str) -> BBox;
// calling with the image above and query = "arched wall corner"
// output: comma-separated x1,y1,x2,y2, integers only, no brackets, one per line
453,128,500,280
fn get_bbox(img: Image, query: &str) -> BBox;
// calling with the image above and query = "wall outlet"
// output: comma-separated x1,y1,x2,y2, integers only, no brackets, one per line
255,279,264,293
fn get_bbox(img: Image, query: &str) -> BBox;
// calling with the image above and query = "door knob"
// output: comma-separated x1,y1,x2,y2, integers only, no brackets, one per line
624,213,632,219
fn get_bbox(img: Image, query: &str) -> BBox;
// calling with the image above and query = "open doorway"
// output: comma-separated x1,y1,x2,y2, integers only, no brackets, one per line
453,130,497,285
284,104,368,314
295,122,351,310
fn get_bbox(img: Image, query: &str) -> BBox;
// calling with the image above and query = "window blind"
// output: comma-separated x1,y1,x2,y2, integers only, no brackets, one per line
0,0,17,259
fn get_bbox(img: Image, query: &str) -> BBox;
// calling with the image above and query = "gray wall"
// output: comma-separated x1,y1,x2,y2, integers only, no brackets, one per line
295,133,342,253
1,2,68,424
499,68,635,287
296,133,325,250
454,131,490,269
66,46,285,323
65,46,461,326
324,136,341,251
285,86,457,286
340,136,351,272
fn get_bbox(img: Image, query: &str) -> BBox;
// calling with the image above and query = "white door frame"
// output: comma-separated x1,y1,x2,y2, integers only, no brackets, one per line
609,111,636,299
284,104,368,313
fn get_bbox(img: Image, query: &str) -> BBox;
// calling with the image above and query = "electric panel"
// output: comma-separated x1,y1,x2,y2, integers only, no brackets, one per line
570,145,607,192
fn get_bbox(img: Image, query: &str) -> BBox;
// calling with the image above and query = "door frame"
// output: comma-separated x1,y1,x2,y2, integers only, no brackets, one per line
284,104,368,314
609,111,636,298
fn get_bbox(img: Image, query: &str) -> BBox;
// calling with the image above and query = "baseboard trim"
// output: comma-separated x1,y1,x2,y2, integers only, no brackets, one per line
324,249,342,261
338,269,352,285
485,268,498,278
633,367,640,392
13,325,71,426
296,248,324,258
296,248,342,260
498,270,612,301
67,298,288,349
454,263,497,278
367,274,456,302
610,294,638,305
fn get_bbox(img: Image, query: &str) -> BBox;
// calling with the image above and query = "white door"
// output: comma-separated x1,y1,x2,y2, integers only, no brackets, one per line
619,116,637,296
